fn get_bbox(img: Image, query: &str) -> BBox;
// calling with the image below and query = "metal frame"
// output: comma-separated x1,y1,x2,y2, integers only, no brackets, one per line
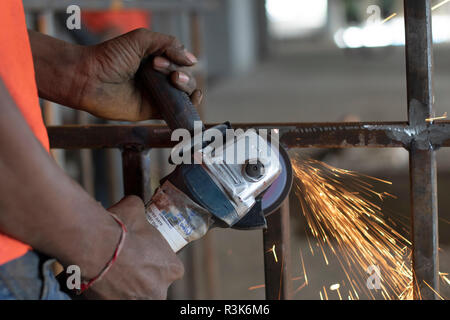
46,0,445,299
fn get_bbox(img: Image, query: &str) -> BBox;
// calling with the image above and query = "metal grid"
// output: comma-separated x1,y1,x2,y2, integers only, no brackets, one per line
46,0,447,299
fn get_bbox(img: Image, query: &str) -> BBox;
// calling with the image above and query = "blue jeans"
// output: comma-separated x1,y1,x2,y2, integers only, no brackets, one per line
0,251,71,300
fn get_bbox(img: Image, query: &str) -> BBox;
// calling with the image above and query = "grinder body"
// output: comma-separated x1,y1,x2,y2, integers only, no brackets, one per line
138,59,291,252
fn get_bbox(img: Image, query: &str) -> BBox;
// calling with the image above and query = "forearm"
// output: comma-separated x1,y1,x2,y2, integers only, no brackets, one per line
28,30,89,110
0,79,119,279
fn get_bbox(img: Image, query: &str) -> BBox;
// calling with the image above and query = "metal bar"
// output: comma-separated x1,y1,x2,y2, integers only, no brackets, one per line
47,121,450,150
121,147,152,203
263,199,292,300
404,0,439,300
23,0,217,12
76,113,95,197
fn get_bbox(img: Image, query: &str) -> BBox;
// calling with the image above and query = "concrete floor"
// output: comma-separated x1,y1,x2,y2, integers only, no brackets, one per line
172,43,450,300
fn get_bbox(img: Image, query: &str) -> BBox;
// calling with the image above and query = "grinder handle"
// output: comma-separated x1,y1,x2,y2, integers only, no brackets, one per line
138,57,204,132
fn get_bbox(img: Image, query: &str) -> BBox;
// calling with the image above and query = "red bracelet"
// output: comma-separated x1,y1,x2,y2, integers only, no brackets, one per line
78,213,127,294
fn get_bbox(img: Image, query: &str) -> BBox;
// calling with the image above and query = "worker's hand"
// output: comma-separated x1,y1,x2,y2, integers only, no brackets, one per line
83,196,184,300
79,28,203,121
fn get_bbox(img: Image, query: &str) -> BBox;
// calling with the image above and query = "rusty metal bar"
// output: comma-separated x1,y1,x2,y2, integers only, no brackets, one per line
404,0,439,300
263,199,292,300
47,121,450,150
121,147,152,203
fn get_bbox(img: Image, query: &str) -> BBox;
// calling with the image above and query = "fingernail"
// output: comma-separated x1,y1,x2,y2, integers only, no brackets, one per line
177,72,190,84
154,56,170,68
184,51,198,64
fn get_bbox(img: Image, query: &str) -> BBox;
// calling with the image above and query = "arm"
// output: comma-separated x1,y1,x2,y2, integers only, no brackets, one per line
0,79,183,298
29,29,202,121
27,31,89,113
0,78,119,279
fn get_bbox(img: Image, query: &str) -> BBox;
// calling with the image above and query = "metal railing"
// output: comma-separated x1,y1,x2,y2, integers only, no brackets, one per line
45,0,446,299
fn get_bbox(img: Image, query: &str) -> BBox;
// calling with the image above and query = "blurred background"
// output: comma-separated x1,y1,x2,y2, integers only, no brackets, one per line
24,0,450,299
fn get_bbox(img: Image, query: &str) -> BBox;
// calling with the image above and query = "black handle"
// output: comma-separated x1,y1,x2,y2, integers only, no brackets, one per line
138,57,204,132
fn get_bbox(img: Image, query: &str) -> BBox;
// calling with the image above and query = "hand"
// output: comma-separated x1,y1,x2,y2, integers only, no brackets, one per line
83,196,184,300
79,29,203,121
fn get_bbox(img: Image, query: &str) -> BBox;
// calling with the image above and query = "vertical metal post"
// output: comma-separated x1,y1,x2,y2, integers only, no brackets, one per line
263,199,292,300
404,0,439,300
76,112,95,197
121,146,152,203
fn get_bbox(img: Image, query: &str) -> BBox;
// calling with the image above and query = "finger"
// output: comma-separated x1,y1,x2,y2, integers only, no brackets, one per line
152,57,197,94
165,47,198,67
129,29,197,66
169,71,197,96
190,90,203,107
152,56,176,75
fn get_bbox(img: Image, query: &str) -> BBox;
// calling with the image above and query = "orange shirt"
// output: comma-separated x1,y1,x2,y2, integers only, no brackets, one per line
0,0,49,265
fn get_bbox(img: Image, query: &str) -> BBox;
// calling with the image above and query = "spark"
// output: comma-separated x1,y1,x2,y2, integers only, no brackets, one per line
330,283,340,291
425,112,447,123
299,248,308,285
349,290,355,300
382,0,450,22
440,272,450,286
376,0,450,29
423,281,445,300
432,0,450,11
330,283,342,299
323,286,329,300
381,13,397,24
248,284,265,291
306,232,315,256
266,244,278,263
248,276,304,291
292,157,414,300
440,272,450,284
337,288,343,300
293,282,307,295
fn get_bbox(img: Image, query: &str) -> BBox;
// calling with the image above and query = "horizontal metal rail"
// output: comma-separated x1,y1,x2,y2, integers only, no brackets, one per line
47,121,450,150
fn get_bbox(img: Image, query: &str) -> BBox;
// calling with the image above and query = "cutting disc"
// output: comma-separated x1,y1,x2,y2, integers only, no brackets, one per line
261,144,293,216
231,144,293,230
